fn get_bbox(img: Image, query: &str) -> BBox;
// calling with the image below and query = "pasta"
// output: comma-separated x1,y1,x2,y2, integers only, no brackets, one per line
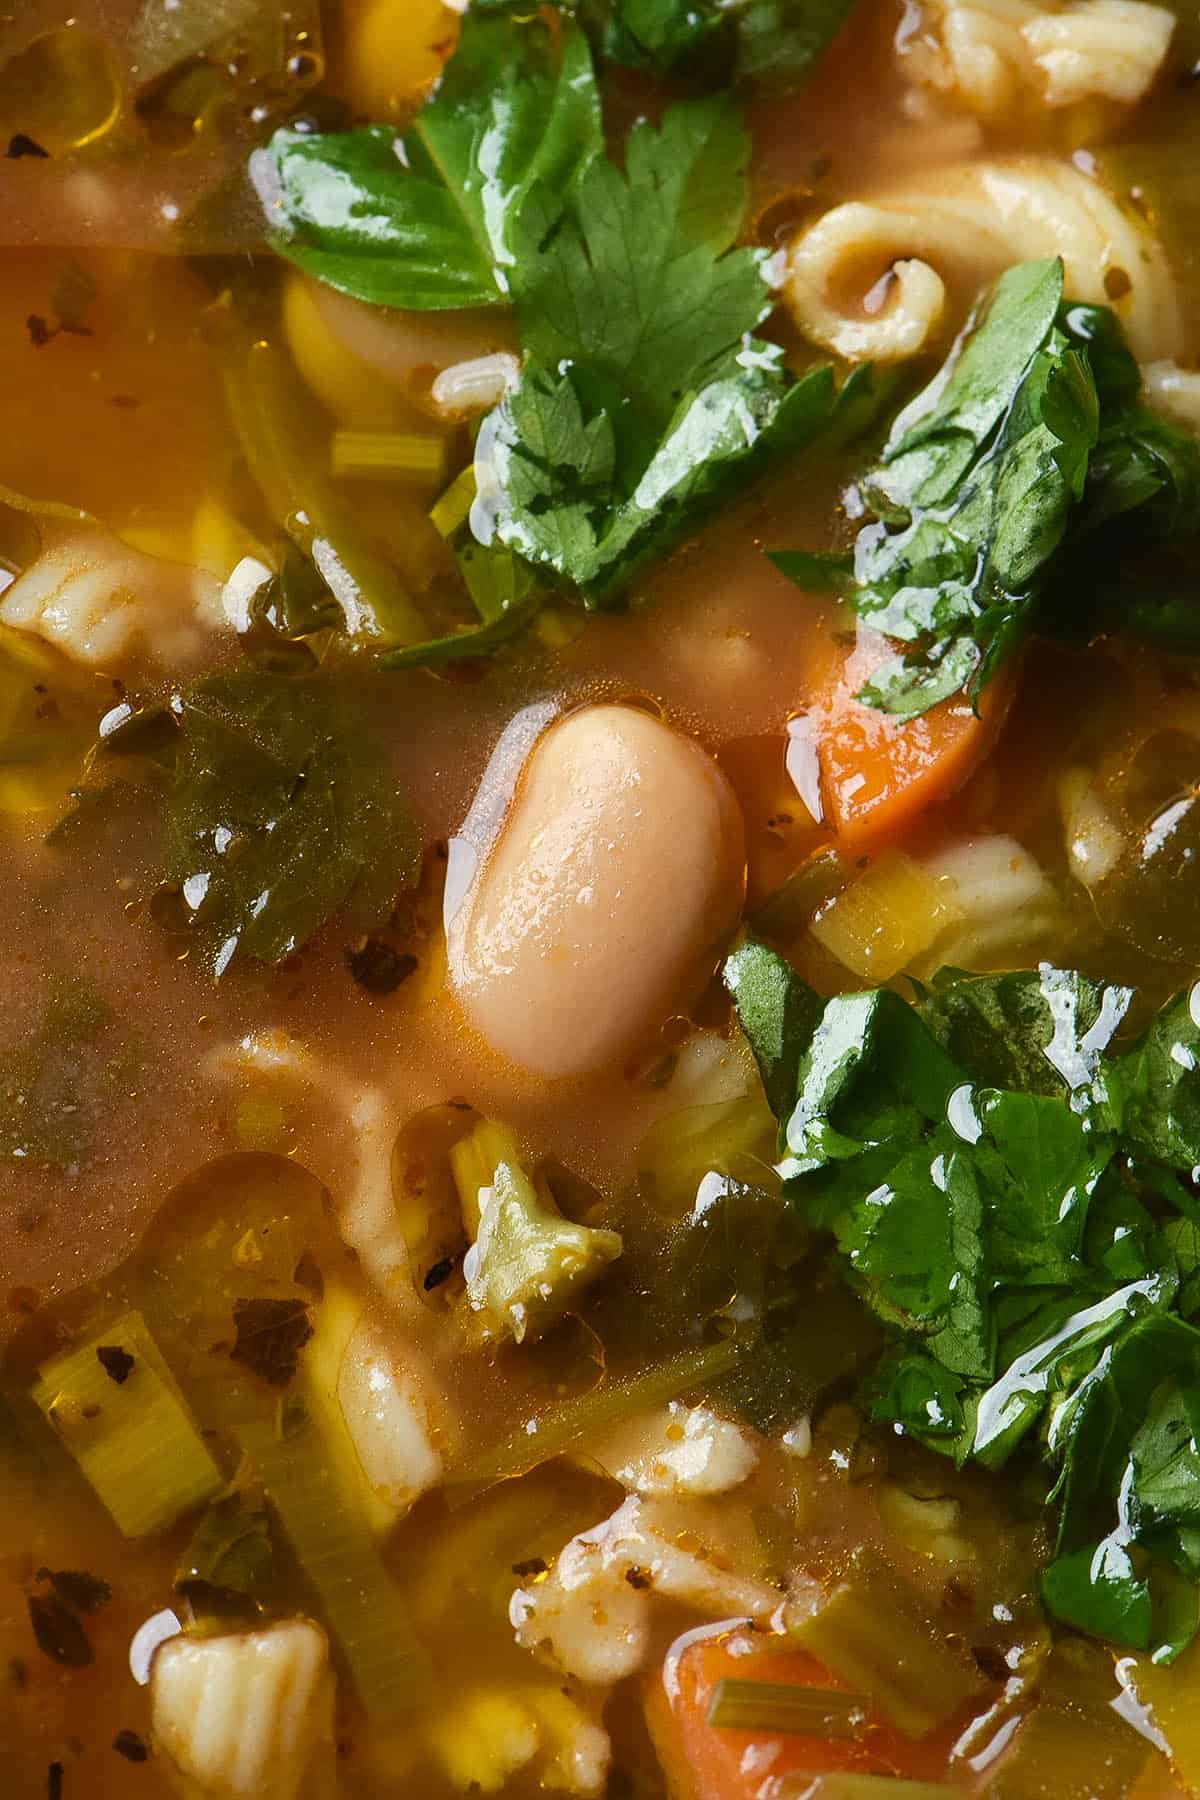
784,156,1182,361
900,0,1174,118
0,527,224,671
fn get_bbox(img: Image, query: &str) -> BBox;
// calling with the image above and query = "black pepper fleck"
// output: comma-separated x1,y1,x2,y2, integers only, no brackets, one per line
113,1730,149,1763
97,1344,135,1384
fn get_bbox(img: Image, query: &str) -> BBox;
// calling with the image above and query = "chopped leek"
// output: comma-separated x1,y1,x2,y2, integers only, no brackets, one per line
236,1279,431,1714
31,1311,223,1537
450,1117,525,1237
635,1093,777,1217
450,1336,745,1489
707,1680,866,1735
331,430,449,484
808,850,961,982
224,337,432,645
788,1554,984,1739
429,466,478,539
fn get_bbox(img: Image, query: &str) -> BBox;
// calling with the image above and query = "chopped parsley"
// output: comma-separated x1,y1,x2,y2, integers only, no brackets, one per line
26,1592,93,1668
35,1568,112,1614
256,11,888,628
726,939,1200,1657
230,1297,314,1388
772,258,1200,718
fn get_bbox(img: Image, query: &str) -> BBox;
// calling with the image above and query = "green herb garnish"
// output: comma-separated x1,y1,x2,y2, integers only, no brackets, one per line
476,0,856,81
230,1297,314,1389
772,258,1200,719
162,670,419,977
256,12,889,621
726,940,1200,1657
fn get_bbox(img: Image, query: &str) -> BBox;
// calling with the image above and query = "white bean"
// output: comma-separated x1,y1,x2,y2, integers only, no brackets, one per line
447,704,745,1078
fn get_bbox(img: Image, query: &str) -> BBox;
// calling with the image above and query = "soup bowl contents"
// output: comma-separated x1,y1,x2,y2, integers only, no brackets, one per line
6,1,1200,1797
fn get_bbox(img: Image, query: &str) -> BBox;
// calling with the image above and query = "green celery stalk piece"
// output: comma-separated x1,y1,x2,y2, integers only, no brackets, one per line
788,1553,985,1739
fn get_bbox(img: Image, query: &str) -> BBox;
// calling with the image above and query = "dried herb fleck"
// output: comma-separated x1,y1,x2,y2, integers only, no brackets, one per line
625,1566,653,1590
47,1763,63,1800
7,133,49,158
36,1568,112,1613
346,938,417,995
96,1345,135,1385
511,1556,547,1579
112,1730,149,1763
230,1297,313,1387
27,1593,93,1667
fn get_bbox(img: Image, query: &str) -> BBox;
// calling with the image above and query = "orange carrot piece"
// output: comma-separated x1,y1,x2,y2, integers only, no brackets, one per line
645,1632,953,1800
802,624,1012,854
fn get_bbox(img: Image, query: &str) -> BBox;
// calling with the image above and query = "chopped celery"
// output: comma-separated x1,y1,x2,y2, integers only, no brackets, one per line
773,1779,953,1798
788,1553,984,1739
331,430,449,484
236,1276,431,1715
450,1118,525,1237
449,1336,745,1489
707,1680,866,1734
465,1158,623,1344
808,850,961,982
429,466,478,538
32,1312,223,1537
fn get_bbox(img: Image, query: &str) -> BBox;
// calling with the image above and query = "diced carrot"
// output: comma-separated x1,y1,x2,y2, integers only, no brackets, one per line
801,623,1013,856
644,1631,953,1800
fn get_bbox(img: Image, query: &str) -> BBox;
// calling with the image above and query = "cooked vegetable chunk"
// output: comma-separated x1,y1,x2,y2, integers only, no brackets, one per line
464,1157,622,1344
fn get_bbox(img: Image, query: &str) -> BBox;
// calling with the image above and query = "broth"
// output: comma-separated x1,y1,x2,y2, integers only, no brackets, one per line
2,1,1200,1797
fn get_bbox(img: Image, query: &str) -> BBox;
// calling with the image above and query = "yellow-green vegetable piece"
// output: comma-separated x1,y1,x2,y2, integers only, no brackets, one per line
464,1160,622,1345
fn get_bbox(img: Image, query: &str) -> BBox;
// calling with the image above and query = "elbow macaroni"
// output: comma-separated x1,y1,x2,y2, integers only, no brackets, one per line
784,157,1182,362
900,0,1173,118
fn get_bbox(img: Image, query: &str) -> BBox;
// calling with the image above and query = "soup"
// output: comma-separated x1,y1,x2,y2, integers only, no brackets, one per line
3,1,1200,1796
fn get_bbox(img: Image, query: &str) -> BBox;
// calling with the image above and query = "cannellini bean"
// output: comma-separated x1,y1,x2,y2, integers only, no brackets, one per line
151,1619,336,1800
446,704,746,1078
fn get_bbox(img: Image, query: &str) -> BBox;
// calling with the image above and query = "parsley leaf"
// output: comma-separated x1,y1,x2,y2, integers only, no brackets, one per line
726,939,1200,1656
479,0,856,82
479,91,890,599
257,14,891,619
772,259,1200,719
254,16,601,310
162,672,420,977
